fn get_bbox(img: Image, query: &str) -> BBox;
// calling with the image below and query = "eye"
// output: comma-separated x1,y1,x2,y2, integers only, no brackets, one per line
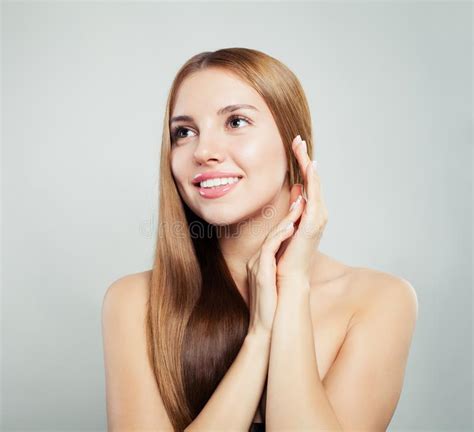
170,114,252,143
227,115,251,128
171,126,195,141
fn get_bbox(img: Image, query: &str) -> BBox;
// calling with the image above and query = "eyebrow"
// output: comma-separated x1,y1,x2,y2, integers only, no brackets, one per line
170,104,259,124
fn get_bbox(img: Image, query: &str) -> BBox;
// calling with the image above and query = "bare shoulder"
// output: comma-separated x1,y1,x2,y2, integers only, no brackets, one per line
349,266,418,306
347,266,419,329
102,269,152,309
101,269,174,430
317,266,419,431
310,254,418,330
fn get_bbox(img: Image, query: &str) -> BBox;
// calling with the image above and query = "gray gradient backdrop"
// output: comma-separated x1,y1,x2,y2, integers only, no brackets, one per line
2,1,472,431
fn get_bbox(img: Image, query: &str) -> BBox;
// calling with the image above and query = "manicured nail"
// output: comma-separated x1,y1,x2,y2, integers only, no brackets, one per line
285,221,294,230
295,135,302,145
289,195,302,211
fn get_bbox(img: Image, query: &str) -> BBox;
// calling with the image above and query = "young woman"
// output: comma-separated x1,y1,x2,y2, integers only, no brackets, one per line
102,47,418,432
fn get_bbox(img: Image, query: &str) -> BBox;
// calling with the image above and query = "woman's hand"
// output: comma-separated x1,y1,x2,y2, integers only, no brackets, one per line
246,189,306,336
275,135,329,293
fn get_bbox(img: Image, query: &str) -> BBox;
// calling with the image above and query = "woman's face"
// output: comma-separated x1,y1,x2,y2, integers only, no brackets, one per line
170,68,288,226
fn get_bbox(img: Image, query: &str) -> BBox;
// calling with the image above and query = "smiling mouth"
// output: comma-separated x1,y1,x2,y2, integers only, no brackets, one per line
193,177,243,199
193,176,243,189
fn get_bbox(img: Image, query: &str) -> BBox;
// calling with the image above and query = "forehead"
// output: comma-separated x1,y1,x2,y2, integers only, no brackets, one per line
171,68,266,118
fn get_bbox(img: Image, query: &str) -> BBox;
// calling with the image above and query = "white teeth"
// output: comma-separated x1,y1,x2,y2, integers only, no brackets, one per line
199,177,240,188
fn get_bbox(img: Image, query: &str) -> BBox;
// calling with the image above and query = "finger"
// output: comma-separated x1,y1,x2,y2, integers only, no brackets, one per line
311,161,329,222
307,159,326,218
293,135,311,199
297,160,318,235
291,135,309,166
304,160,316,215
255,190,306,268
246,253,257,271
277,193,306,258
291,136,312,194
264,195,304,249
289,183,303,207
299,160,328,239
260,218,297,266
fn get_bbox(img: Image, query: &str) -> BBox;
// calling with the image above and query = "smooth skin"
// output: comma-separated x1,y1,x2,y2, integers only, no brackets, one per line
102,258,418,430
102,69,419,430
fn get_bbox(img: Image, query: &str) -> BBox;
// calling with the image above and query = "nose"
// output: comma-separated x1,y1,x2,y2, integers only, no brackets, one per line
192,131,225,165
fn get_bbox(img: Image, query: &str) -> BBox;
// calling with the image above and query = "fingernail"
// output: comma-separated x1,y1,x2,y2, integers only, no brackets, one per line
312,159,318,171
285,221,294,230
289,194,302,211
295,135,302,145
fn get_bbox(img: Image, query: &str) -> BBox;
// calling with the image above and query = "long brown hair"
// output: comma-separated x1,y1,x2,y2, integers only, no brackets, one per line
145,47,314,431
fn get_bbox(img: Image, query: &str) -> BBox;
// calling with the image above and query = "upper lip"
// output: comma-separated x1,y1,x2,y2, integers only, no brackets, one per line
192,171,243,185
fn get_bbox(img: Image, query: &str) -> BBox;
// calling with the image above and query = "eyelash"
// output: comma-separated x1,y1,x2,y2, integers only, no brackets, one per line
170,114,252,142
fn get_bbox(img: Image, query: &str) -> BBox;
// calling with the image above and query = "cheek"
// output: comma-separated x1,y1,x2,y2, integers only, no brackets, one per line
170,148,190,180
170,154,189,196
170,164,180,189
236,137,287,176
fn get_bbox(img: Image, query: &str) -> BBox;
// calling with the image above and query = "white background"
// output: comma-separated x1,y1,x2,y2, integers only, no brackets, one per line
2,1,472,430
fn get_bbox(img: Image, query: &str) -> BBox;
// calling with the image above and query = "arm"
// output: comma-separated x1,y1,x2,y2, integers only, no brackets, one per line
266,282,342,430
185,329,271,431
102,273,175,431
102,273,271,432
265,274,418,431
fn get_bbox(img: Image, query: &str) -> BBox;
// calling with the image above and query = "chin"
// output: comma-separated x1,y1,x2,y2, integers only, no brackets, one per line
200,209,246,228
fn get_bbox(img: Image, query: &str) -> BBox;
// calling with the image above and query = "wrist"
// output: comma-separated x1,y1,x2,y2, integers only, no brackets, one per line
246,326,272,345
277,276,311,298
